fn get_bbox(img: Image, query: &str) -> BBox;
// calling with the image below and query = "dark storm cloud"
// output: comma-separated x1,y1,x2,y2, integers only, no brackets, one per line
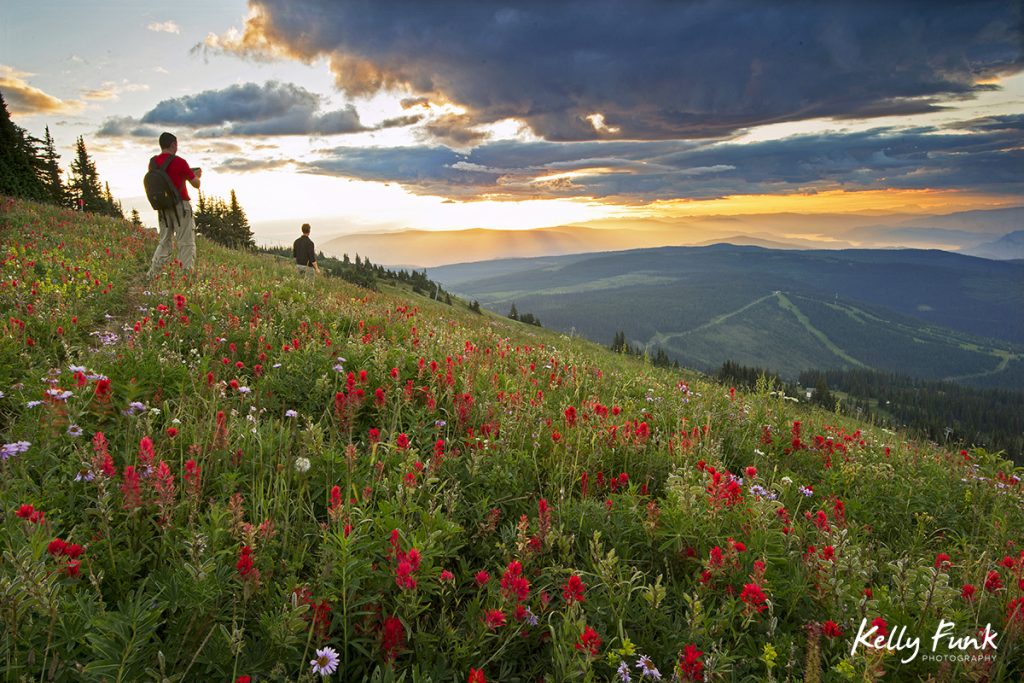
96,116,161,138
141,81,320,126
98,81,419,138
207,0,1022,141
302,116,1024,200
137,81,369,136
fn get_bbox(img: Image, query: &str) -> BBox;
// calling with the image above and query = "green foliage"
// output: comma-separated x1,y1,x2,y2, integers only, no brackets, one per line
800,367,1024,464
1,198,1022,681
39,126,68,206
0,90,48,201
194,190,255,249
68,137,106,213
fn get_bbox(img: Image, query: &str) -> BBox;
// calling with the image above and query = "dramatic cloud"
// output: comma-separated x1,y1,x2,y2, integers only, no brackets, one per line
0,65,82,115
202,1,1022,142
302,116,1024,201
98,81,418,138
141,81,324,126
96,116,161,138
147,21,181,34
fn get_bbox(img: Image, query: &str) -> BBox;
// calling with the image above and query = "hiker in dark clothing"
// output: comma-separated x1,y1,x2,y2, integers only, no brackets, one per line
293,223,320,278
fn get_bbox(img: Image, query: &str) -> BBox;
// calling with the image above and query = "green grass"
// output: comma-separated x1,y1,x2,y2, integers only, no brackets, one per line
2,198,1023,682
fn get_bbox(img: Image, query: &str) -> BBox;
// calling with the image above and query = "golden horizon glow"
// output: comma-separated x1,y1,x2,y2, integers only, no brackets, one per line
638,188,1023,218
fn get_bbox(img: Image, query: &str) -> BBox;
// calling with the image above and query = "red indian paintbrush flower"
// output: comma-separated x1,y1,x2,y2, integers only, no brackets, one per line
740,582,768,613
120,466,142,510
236,545,258,581
823,620,843,638
677,643,704,681
499,561,530,602
483,609,506,630
381,616,405,661
575,626,601,656
563,574,586,604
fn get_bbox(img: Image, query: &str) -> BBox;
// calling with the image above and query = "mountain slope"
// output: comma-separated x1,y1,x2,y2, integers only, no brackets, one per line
431,245,1024,386
2,198,1022,681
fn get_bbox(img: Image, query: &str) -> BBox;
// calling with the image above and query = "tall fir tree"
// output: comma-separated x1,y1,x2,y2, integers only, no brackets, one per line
227,190,254,249
68,136,104,212
195,191,228,244
195,190,253,249
39,126,66,206
130,208,143,227
103,181,124,219
0,90,48,201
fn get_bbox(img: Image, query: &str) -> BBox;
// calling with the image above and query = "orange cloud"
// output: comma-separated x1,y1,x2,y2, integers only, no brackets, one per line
199,8,434,105
0,65,82,115
198,6,317,63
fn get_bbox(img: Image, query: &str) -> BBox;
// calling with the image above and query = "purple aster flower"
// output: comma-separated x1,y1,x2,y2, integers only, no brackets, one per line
1,441,31,460
310,646,339,677
636,654,661,679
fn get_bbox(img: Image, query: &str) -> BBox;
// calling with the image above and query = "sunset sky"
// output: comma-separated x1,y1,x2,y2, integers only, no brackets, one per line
2,1,1021,250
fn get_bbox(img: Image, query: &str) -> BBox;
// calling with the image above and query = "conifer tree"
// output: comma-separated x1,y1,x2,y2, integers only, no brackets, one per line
130,208,142,227
68,136,104,212
0,90,47,201
195,192,229,244
227,189,254,249
508,303,519,321
39,126,66,205
103,181,124,219
610,330,628,353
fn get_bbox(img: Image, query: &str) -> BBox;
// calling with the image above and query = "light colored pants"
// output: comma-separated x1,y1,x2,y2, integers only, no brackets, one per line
147,201,195,277
296,264,316,279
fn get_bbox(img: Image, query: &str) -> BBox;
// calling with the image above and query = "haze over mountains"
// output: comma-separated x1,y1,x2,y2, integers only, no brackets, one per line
429,244,1024,389
319,206,1024,268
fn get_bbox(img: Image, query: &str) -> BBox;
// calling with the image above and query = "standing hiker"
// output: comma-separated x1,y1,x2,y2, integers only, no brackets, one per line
293,223,320,278
145,132,201,278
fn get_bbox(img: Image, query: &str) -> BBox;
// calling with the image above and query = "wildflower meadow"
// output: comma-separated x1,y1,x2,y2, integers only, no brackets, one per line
1,197,1022,681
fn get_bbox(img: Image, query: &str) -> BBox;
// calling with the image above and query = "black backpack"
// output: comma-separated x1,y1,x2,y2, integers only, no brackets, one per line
144,155,181,227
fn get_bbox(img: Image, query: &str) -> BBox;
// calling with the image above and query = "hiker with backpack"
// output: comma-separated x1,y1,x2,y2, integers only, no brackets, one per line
145,132,201,278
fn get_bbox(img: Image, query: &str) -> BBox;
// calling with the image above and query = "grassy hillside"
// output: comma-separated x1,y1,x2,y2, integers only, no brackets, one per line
2,198,1023,682
431,246,1024,388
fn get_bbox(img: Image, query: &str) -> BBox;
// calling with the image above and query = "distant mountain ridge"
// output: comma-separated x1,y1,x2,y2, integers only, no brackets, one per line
963,230,1024,260
316,206,1024,267
430,244,1024,388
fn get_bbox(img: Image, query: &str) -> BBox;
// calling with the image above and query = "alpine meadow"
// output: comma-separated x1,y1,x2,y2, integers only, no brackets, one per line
3,0,1024,681
1,199,1022,681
